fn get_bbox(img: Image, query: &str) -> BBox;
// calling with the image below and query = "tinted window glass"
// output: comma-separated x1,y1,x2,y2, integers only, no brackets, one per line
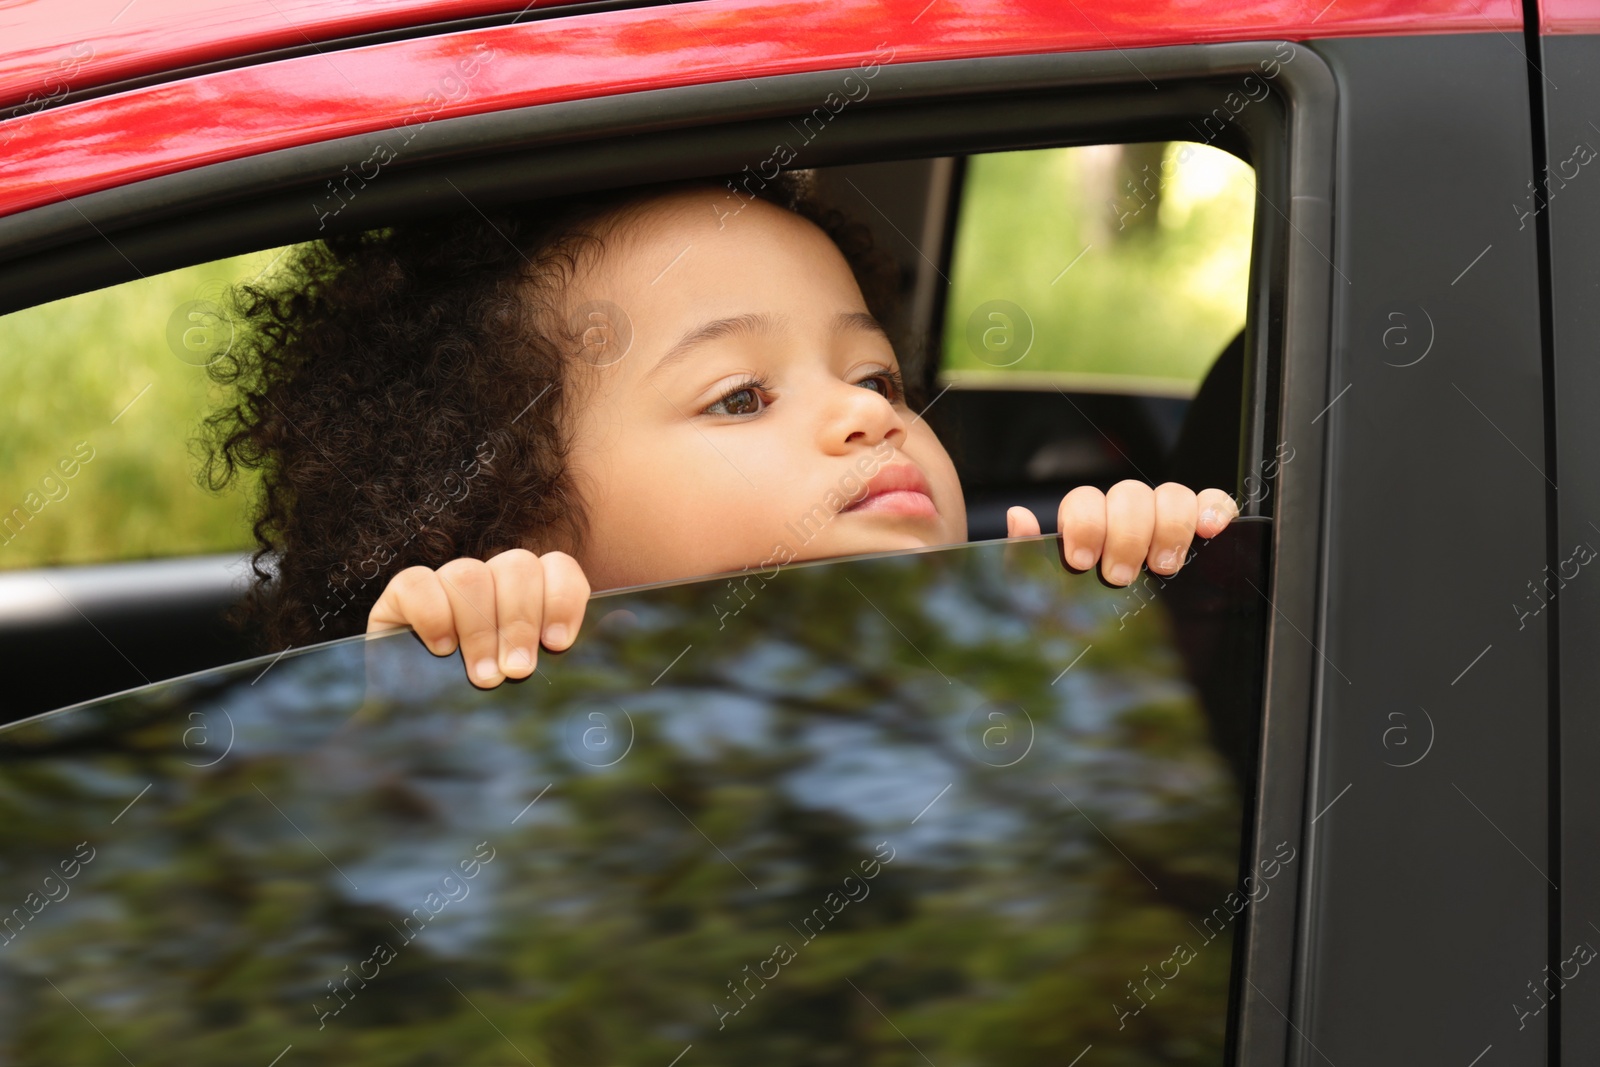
0,530,1269,1065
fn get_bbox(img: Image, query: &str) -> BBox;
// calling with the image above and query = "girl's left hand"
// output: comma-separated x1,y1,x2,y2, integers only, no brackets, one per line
1005,480,1239,586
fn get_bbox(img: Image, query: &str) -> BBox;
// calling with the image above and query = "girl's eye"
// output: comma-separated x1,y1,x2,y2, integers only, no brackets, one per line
705,381,768,417
857,369,905,403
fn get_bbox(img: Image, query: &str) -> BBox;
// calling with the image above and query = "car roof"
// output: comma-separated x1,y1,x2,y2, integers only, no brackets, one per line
0,0,1524,225
3,0,1527,114
0,0,590,111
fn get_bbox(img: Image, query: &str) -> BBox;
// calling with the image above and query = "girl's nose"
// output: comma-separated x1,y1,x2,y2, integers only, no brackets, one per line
818,377,907,454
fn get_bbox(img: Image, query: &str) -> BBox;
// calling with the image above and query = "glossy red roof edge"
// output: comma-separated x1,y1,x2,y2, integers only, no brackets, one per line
0,0,583,111
1541,0,1600,32
0,0,1521,224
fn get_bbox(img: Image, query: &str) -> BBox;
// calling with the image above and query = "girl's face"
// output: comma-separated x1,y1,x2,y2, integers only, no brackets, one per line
560,187,967,592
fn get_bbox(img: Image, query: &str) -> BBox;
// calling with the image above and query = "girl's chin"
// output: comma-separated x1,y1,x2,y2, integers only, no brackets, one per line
591,521,965,591
791,528,957,563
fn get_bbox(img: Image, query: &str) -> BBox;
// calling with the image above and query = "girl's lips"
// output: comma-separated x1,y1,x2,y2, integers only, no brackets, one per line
841,463,940,520
844,489,940,519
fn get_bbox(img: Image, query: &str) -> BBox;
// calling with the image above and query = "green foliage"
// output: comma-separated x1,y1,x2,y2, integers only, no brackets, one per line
943,143,1254,387
0,249,286,570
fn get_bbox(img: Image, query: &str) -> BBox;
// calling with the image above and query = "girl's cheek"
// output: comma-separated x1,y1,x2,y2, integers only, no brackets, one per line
916,429,961,486
919,433,967,536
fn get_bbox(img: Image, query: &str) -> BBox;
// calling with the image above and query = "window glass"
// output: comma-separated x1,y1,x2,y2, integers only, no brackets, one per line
942,142,1254,394
0,248,289,570
0,531,1271,1065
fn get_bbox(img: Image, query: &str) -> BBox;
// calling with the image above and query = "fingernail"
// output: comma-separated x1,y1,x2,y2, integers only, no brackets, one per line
509,647,534,670
473,658,499,683
544,623,568,648
431,639,454,656
1201,507,1219,529
1109,564,1133,585
1157,551,1176,571
1070,549,1095,570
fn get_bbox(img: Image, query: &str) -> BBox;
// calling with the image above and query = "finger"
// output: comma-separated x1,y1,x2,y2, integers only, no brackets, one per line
1101,480,1155,586
1006,506,1041,538
1057,486,1106,571
1148,482,1198,576
488,548,543,679
435,558,503,688
1196,488,1240,538
368,566,456,655
537,550,591,652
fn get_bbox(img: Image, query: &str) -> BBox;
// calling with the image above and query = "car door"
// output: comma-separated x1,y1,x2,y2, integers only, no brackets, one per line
0,6,1326,1062
1304,21,1552,1067
1534,3,1600,1062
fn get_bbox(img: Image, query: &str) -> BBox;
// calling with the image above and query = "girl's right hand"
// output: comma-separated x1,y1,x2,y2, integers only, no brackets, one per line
366,548,591,688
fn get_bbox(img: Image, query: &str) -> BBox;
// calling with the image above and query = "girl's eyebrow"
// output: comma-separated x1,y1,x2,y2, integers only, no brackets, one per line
647,311,783,381
644,310,890,382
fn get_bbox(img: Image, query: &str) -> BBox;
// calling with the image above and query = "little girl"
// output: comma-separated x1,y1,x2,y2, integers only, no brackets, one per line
205,169,1237,688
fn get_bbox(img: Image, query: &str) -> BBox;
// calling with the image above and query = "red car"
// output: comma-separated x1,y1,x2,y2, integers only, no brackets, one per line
0,1,1593,1064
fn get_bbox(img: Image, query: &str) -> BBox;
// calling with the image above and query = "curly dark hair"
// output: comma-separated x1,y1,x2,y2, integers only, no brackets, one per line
201,168,914,653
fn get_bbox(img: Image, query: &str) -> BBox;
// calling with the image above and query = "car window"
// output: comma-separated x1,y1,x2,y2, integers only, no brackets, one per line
942,141,1254,394
931,142,1257,542
0,138,1270,724
0,529,1272,1065
0,142,1253,573
0,246,291,571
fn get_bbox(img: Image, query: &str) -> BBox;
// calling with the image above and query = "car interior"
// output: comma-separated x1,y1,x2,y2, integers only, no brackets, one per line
0,148,1254,725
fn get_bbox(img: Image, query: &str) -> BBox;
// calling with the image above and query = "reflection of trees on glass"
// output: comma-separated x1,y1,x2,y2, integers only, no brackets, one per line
0,531,1268,1065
